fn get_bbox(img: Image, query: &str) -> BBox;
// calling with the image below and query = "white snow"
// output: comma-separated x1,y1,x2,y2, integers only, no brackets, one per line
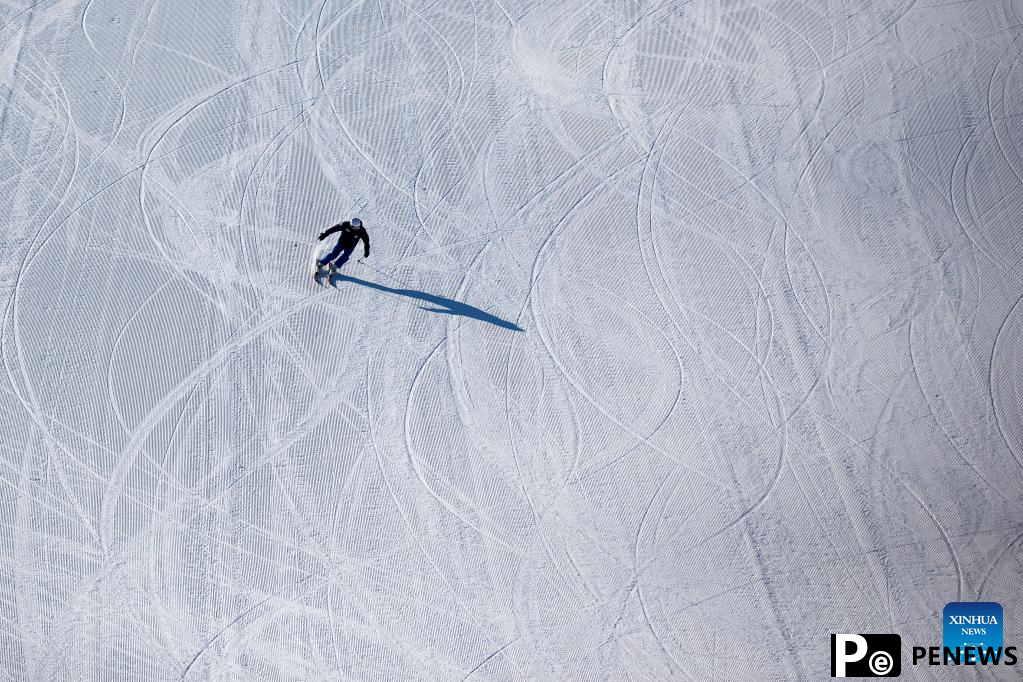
1,0,1022,679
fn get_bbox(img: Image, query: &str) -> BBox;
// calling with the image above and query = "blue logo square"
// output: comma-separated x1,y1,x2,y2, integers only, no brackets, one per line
943,602,1003,662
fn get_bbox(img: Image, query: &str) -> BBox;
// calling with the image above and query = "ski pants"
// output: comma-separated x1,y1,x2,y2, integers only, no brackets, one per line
318,241,356,268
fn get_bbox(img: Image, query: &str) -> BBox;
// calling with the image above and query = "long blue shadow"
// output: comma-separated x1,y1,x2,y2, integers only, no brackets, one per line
328,273,524,332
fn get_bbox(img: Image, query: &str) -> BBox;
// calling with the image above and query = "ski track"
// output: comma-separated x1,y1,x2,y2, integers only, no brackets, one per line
1,1,1022,679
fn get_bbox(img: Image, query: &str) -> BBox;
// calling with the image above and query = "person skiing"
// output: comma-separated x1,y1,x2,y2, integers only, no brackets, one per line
316,217,370,274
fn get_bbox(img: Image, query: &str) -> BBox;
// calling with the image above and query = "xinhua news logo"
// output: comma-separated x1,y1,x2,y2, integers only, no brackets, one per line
943,601,1002,662
831,634,901,677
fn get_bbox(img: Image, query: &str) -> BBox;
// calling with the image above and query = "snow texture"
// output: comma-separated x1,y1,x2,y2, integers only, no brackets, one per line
1,0,1023,679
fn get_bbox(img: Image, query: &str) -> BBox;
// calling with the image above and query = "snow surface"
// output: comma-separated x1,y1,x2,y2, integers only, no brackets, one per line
2,0,1023,679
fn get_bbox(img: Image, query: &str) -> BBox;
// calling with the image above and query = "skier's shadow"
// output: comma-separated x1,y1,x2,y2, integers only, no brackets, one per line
329,273,524,332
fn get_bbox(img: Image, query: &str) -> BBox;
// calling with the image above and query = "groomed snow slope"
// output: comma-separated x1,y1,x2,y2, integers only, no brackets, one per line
2,0,1023,679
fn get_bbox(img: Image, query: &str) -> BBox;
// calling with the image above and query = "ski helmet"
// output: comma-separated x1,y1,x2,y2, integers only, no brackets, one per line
351,217,363,228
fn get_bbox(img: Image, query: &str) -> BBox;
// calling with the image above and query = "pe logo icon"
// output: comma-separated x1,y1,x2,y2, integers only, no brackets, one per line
943,602,1002,663
831,634,901,677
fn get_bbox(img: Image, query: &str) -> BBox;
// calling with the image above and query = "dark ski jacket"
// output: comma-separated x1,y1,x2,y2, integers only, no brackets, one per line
319,221,370,257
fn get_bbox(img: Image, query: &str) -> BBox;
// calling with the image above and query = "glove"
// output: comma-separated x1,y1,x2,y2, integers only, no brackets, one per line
317,232,326,240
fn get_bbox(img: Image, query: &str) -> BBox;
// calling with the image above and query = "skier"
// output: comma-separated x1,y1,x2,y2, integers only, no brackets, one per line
316,217,370,274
